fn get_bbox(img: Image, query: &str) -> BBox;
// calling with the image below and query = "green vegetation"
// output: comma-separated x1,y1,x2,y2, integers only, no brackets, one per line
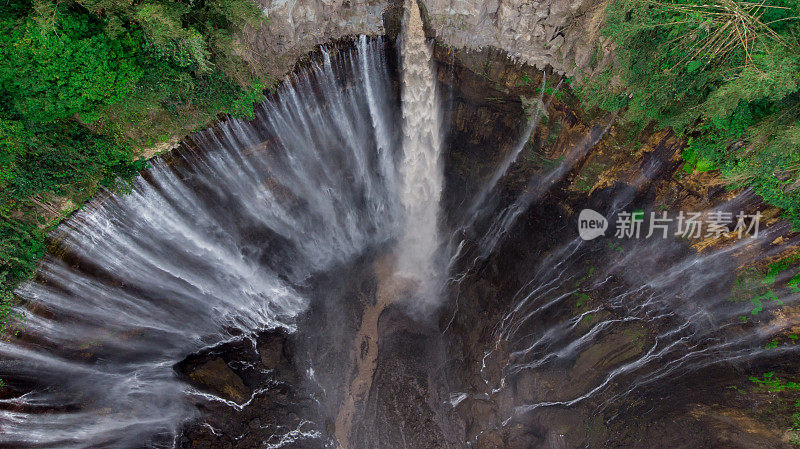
516,74,535,87
573,292,591,308
572,160,608,191
762,252,800,290
731,373,800,439
579,0,800,227
750,372,800,444
727,252,800,355
728,253,800,437
573,264,597,325
0,0,269,332
728,260,790,320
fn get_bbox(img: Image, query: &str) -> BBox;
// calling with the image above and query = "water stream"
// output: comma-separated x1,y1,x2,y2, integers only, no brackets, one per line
2,2,800,448
395,0,445,305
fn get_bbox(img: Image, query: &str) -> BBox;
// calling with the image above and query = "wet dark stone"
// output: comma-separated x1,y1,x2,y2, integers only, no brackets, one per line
257,332,287,371
184,357,251,405
174,328,328,449
348,305,463,448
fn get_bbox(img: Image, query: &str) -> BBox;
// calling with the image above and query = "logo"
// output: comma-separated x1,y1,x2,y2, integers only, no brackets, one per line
576,209,761,241
578,209,608,240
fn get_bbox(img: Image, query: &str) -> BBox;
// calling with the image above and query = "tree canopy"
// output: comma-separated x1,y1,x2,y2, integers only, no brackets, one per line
0,0,268,327
581,0,800,226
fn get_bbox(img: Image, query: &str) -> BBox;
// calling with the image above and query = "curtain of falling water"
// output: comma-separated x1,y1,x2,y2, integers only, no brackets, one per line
444,107,800,439
0,37,399,449
395,0,445,304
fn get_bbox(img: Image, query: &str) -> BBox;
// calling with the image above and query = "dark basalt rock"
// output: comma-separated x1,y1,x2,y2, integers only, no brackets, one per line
175,328,328,449
185,357,251,405
348,305,463,448
175,329,293,401
258,332,287,371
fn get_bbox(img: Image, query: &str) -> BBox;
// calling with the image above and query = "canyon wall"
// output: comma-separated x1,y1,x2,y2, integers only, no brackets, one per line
242,0,612,83
421,0,611,76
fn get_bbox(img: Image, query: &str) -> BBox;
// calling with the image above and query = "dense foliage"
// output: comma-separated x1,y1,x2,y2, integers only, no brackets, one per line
580,0,800,226
0,0,268,329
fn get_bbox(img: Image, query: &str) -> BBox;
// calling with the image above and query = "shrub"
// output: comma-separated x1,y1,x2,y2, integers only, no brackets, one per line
579,0,800,226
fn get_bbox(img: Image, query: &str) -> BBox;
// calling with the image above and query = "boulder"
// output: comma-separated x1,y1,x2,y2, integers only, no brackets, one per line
187,357,251,405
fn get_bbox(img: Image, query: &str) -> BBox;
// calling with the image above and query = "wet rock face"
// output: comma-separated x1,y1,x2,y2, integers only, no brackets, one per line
184,357,251,405
175,248,384,448
348,306,464,448
436,46,533,225
240,0,608,86
175,330,327,448
431,40,794,449
258,333,286,370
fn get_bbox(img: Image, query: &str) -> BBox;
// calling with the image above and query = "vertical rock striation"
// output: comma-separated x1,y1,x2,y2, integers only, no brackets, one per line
241,0,612,85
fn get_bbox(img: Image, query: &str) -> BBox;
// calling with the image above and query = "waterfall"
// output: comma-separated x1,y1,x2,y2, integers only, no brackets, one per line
0,37,400,449
7,7,795,447
0,10,450,442
395,0,445,304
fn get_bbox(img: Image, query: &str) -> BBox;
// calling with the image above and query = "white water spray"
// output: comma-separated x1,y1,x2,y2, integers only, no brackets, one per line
0,37,399,449
395,0,445,302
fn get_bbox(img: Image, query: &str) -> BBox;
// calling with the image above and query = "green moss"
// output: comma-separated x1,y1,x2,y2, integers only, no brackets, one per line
573,292,591,308
751,372,800,394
